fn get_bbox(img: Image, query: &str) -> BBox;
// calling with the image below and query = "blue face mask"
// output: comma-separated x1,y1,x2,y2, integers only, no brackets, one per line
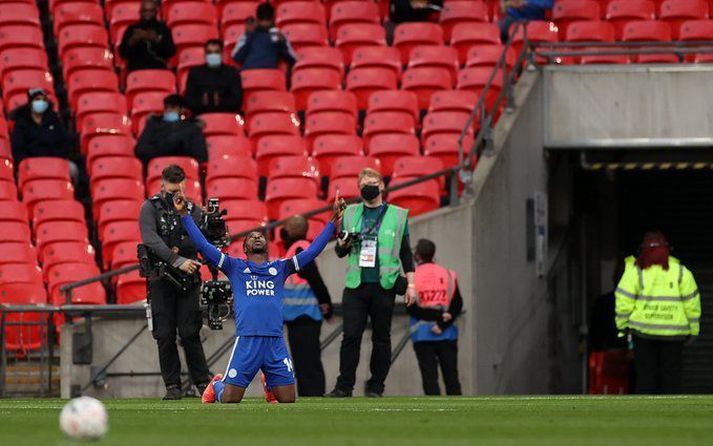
163,112,180,123
31,99,49,114
205,53,222,67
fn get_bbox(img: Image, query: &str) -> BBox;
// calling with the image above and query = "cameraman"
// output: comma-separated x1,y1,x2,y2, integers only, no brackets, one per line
139,164,211,400
326,168,416,398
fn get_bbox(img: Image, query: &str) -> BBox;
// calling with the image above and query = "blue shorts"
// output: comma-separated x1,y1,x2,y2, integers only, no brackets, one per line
222,335,295,389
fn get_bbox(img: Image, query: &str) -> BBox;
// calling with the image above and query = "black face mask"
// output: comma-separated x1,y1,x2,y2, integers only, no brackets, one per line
164,192,175,206
360,185,381,201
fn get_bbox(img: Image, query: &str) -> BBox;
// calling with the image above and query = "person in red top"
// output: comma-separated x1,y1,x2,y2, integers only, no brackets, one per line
407,239,463,395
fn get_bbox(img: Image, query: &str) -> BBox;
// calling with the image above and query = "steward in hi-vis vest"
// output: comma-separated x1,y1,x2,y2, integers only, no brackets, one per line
326,168,416,398
407,239,463,396
280,216,333,397
615,231,702,394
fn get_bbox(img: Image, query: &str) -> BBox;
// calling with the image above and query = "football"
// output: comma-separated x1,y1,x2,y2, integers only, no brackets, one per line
59,396,109,441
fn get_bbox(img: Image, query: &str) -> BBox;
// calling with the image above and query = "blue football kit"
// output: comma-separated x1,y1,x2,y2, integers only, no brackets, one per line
181,215,335,391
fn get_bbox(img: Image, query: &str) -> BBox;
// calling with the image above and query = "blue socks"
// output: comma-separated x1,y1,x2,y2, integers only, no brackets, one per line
213,380,225,403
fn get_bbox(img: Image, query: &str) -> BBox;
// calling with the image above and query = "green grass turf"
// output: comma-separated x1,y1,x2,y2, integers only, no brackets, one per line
1,396,712,446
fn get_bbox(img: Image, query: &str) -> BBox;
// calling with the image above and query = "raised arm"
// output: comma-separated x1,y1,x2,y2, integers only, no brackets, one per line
174,192,231,272
291,222,336,273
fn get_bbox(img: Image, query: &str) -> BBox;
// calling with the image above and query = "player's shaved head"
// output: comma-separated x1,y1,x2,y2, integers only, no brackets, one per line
284,215,308,240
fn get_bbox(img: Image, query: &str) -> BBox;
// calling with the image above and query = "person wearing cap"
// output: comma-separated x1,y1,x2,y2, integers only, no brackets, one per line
185,39,243,116
615,231,702,394
10,88,74,174
135,94,207,165
119,0,175,72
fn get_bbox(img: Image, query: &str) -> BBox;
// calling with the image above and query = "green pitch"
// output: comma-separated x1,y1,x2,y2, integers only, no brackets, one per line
1,396,713,446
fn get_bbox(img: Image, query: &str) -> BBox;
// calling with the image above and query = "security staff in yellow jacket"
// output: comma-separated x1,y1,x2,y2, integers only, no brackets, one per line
615,231,701,394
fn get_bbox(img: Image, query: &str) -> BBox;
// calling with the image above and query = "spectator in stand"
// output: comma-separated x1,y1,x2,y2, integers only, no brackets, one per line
185,39,243,116
499,0,554,41
135,94,207,165
10,88,77,180
119,0,176,72
389,0,443,24
231,2,297,70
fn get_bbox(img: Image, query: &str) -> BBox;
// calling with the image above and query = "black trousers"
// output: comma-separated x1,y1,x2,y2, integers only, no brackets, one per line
633,335,684,394
286,316,325,396
413,340,462,395
150,278,211,389
336,283,395,394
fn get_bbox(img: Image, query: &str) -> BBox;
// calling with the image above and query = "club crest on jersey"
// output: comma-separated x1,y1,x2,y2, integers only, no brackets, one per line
246,279,276,296
269,267,278,276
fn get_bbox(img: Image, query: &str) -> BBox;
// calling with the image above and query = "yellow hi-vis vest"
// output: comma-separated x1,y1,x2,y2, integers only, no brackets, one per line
615,256,701,337
342,203,408,290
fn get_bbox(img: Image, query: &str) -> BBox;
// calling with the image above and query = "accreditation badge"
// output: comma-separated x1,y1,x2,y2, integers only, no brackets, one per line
359,236,378,268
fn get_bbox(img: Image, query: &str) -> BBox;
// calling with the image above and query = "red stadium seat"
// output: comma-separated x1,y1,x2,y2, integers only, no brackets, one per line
0,158,13,183
580,52,631,64
201,113,245,137
205,177,258,201
165,1,217,27
125,70,176,108
393,155,445,189
129,91,164,133
32,200,84,230
408,45,459,81
282,23,329,52
222,23,245,59
327,176,360,201
76,92,127,129
290,67,342,111
393,22,444,63
111,240,140,270
86,135,135,170
428,90,478,116
222,199,267,225
240,69,287,103
108,2,140,43
146,156,200,184
177,47,205,91
329,1,380,40
89,156,143,189
0,222,31,243
0,263,42,285
0,201,28,223
61,48,114,83
98,199,142,236
276,1,326,27
306,90,358,121
680,19,713,39
47,263,104,305
57,24,108,57
220,1,257,33
659,0,709,39
552,0,601,40
622,20,673,61
0,242,36,266
0,48,47,80
367,90,419,124
0,3,40,28
101,221,141,268
0,180,18,201
244,91,296,119
456,67,503,111
265,177,319,220
248,112,300,144
303,112,357,149
206,135,252,159
566,20,616,42
255,134,308,176
466,45,516,70
350,46,402,79
91,178,144,217
0,25,44,53
268,156,320,186
0,282,48,352
605,0,656,39
366,133,420,176
388,176,440,216
401,67,453,110
17,157,71,190
42,241,96,281
206,156,259,182
172,23,220,55
330,155,381,181
80,113,132,155
450,23,502,64
67,69,120,109
53,3,104,35
21,179,74,216
439,1,490,41
421,111,473,144
312,135,363,176
116,269,145,304
346,67,398,109
294,47,345,78
511,21,560,61
2,69,54,105
335,23,387,64
35,220,88,255
279,198,329,224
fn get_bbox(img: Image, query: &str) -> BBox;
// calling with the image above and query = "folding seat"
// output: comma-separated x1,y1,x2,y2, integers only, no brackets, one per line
177,47,205,92
335,23,387,64
306,90,358,121
366,133,420,176
165,1,217,28
0,158,12,183
392,155,445,189
67,69,120,109
101,221,141,268
290,67,342,111
566,21,616,42
421,111,473,144
679,20,713,61
439,0,490,41
109,3,140,44
0,242,36,266
57,24,108,58
407,45,459,81
0,263,42,285
311,135,363,176
111,240,139,270
89,156,143,189
2,69,54,106
265,177,319,220
129,91,165,133
466,45,516,70
363,111,416,147
346,67,398,109
605,0,656,39
221,199,267,224
303,112,357,149
694,52,713,62
350,46,403,79
279,198,329,225
268,156,320,187
329,1,380,40
0,201,28,223
327,176,360,201
21,179,74,216
86,135,136,170
146,156,200,184
47,263,104,305
0,221,31,243
393,22,444,63
281,23,328,52
0,282,48,352
0,3,40,28
125,70,176,108
387,176,440,216
0,25,44,53
201,112,245,137
35,220,88,255
622,21,673,62
206,135,252,159
42,241,96,281
450,23,502,64
240,69,287,103
33,199,85,229
206,156,258,184
0,48,47,80
330,155,381,182
96,200,141,238
255,134,308,177
367,90,419,123
17,157,71,190
552,0,601,40
659,0,709,39
248,112,300,145
61,48,114,82
53,3,104,35
220,1,258,33
244,91,296,121
115,269,145,304
511,21,560,60
205,177,258,202
293,47,345,79
222,24,246,58
401,67,453,110
580,52,631,64
91,178,144,217
172,24,220,55
80,113,132,155
0,181,18,201
276,1,326,27
75,92,127,129
456,67,504,112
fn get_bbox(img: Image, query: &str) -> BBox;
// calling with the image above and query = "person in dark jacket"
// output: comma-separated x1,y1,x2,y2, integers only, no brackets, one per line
10,88,72,167
185,39,243,116
135,94,207,165
499,0,554,41
389,0,443,24
231,2,296,70
119,0,176,72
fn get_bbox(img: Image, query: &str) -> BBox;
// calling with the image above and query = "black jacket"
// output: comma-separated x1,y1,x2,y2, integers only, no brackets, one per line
135,115,207,164
119,20,176,72
9,104,70,164
185,64,243,116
